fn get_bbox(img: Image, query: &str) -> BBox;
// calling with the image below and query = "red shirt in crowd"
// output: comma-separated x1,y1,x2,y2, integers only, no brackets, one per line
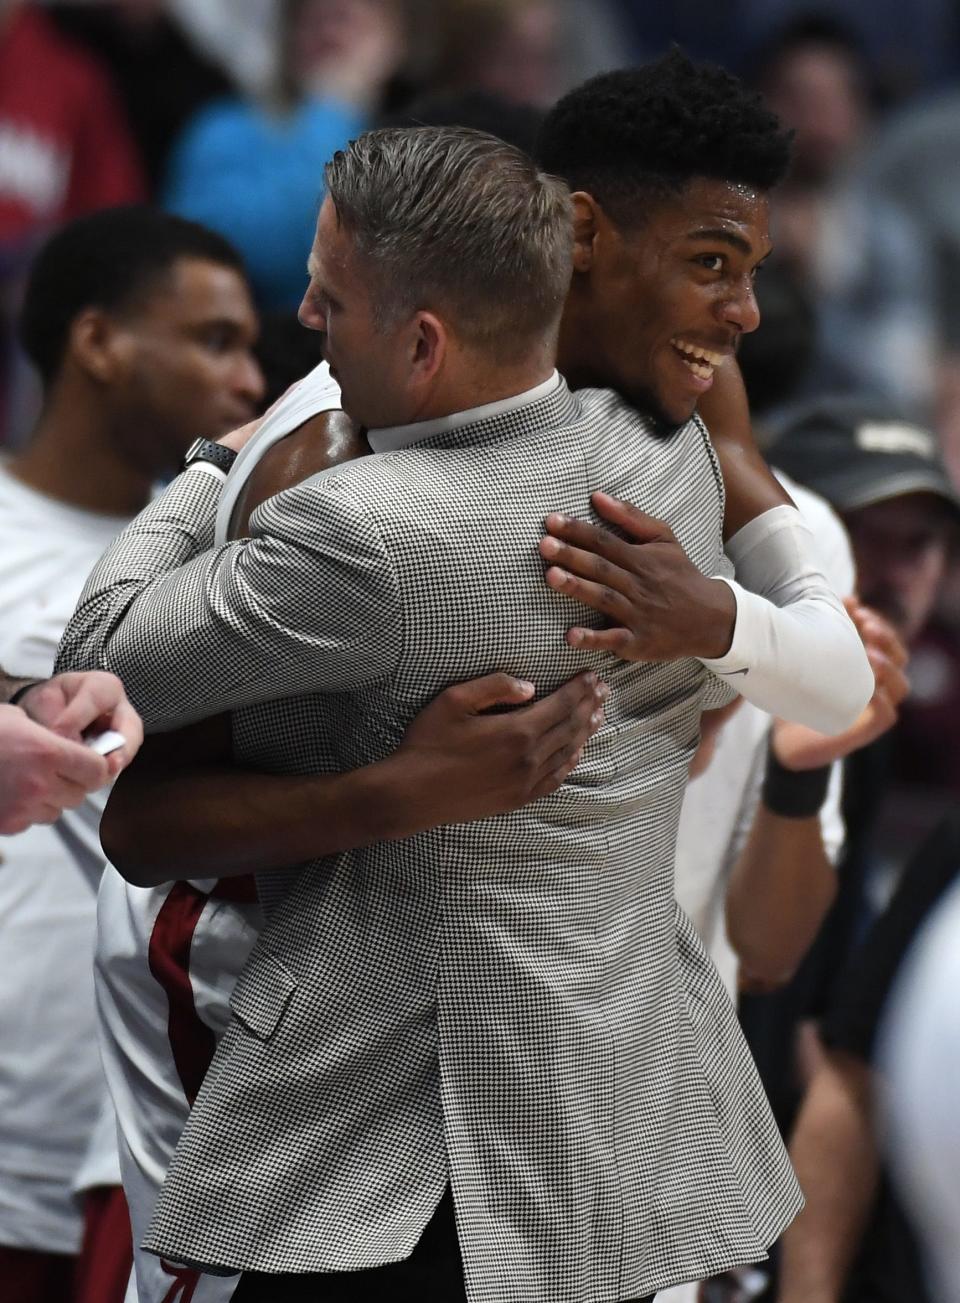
0,4,144,245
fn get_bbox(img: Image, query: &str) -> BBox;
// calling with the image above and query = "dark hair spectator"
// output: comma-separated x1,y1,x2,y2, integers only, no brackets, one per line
19,205,246,385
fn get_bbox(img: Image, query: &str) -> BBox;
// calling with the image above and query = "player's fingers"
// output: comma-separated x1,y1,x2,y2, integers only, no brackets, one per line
590,492,676,542
542,513,641,570
564,625,642,657
534,690,605,768
515,671,604,731
544,566,634,624
438,673,536,716
540,534,644,598
530,748,585,800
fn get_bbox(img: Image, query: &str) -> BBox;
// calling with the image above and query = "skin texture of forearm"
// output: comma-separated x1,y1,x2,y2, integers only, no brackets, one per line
725,806,837,985
101,757,405,887
777,1049,880,1303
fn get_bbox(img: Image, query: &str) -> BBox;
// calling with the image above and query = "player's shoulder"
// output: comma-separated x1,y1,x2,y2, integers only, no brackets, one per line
571,384,651,428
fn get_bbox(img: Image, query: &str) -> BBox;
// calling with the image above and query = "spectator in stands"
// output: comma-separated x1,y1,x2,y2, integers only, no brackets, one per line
0,206,261,1303
165,0,410,309
48,0,235,194
751,15,937,420
0,0,144,443
783,809,960,1303
743,401,959,1303
858,89,960,487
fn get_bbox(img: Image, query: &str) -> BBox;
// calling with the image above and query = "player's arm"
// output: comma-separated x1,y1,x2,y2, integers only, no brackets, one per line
101,670,606,887
538,360,874,734
776,1046,879,1303
55,411,412,729
727,604,909,985
698,357,793,537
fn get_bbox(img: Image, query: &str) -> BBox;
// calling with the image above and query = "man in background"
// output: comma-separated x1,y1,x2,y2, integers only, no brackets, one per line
0,204,262,1302
763,402,960,1303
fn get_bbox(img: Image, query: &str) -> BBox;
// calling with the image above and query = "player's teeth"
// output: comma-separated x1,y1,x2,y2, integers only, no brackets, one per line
672,337,725,367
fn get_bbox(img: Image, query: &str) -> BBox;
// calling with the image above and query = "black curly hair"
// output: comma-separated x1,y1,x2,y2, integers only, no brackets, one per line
536,49,793,228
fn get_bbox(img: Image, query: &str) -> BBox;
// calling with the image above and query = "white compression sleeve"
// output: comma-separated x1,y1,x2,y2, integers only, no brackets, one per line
700,505,874,735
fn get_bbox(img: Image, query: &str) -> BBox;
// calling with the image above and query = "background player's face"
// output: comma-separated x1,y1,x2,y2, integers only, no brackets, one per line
562,178,771,427
110,257,264,476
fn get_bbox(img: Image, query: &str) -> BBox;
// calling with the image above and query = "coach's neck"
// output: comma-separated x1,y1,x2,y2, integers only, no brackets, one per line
397,315,559,427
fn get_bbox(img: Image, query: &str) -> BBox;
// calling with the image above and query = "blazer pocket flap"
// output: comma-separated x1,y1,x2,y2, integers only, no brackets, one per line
229,949,297,1041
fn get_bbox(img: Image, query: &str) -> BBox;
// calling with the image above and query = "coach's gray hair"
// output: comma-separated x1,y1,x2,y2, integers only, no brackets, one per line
324,126,573,359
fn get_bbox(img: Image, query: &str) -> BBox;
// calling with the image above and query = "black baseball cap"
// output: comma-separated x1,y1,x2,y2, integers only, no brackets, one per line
767,394,960,522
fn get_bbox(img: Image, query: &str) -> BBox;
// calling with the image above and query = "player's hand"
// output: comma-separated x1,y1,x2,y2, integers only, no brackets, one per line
393,670,608,827
539,491,736,662
0,704,114,833
771,602,908,771
19,671,143,775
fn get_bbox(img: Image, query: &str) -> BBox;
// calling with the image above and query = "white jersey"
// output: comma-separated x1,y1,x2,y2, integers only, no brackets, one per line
673,472,854,999
97,364,340,1301
656,476,853,1303
0,464,129,1253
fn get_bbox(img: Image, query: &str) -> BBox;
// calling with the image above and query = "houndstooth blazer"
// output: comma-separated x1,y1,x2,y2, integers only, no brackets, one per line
58,381,801,1301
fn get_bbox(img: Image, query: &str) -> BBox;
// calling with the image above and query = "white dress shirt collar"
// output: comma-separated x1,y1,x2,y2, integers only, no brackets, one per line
367,371,561,453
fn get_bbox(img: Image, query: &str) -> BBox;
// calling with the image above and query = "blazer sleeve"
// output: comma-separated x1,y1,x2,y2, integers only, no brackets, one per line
56,467,403,730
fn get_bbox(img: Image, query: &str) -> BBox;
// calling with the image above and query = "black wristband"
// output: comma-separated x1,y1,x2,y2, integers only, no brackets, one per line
761,744,831,819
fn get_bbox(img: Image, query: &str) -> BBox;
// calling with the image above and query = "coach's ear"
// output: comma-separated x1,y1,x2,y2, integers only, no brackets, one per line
409,310,447,386
570,191,601,273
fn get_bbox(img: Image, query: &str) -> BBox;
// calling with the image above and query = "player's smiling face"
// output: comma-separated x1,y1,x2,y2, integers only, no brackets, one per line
562,177,772,426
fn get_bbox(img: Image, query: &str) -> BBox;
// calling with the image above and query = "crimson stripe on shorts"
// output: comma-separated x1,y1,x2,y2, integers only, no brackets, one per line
147,875,259,1105
147,881,218,1106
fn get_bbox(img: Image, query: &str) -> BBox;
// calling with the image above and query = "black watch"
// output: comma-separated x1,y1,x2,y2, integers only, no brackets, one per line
181,438,237,475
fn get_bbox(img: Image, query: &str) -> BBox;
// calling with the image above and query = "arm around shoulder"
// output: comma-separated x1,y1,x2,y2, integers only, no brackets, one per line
59,470,404,731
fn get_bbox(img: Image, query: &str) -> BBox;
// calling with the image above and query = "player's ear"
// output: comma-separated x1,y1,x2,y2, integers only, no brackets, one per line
69,308,126,384
570,192,601,273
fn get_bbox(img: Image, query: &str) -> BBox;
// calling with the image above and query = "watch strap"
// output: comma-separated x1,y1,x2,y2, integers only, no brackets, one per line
181,438,237,475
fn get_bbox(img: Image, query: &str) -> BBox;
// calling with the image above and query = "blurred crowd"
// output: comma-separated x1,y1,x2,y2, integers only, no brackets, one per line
1,2,960,1302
